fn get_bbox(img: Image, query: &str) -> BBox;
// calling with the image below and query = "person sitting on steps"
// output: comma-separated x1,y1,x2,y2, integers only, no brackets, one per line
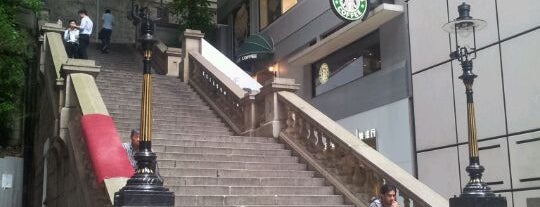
63,19,79,58
370,184,400,207
122,129,163,183
122,129,139,170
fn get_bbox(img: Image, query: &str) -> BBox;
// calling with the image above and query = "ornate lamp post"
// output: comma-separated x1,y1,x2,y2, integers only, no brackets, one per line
443,3,506,207
114,7,175,207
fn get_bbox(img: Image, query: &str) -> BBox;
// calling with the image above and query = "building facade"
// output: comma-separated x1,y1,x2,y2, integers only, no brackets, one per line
409,0,540,206
218,0,540,207
217,0,416,175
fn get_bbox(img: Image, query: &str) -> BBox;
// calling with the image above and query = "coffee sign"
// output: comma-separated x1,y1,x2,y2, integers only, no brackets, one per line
330,0,369,21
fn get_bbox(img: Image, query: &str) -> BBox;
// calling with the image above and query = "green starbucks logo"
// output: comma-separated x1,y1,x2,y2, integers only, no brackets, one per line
331,0,369,21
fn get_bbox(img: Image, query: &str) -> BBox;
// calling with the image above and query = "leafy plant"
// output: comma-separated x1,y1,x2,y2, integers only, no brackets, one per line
0,0,40,147
169,0,214,35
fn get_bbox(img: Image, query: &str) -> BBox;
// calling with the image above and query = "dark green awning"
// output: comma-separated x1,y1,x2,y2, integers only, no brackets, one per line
236,34,274,64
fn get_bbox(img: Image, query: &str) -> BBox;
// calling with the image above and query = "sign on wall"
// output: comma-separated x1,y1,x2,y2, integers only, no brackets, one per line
355,128,376,140
330,0,369,21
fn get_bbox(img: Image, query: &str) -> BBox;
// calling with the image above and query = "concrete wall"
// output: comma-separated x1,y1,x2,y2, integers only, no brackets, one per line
0,157,24,207
409,0,540,206
336,98,414,173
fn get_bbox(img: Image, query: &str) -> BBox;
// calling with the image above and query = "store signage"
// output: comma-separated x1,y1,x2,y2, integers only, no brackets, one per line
239,54,257,62
319,63,330,84
355,128,376,140
330,0,369,21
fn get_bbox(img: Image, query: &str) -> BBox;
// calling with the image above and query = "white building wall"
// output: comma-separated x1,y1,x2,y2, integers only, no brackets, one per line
409,0,540,206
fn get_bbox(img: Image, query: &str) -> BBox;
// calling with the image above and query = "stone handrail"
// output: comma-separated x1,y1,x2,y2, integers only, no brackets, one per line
277,91,449,207
151,40,183,76
179,31,448,207
187,51,250,134
37,24,133,206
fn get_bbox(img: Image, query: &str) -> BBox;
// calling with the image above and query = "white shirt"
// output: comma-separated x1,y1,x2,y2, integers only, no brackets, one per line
122,142,137,169
369,199,383,207
80,16,93,35
102,13,113,29
63,28,79,43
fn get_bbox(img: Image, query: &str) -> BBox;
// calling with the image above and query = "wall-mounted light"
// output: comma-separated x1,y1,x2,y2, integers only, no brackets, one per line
268,63,278,77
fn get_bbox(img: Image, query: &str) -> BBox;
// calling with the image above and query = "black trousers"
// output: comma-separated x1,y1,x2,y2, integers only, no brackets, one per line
100,28,112,52
78,34,90,59
65,42,79,58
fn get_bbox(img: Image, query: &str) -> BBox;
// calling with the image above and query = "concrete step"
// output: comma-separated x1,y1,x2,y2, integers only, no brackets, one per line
110,112,220,121
177,206,353,207
113,120,227,129
157,160,303,170
159,168,315,178
153,146,291,157
107,107,218,116
151,129,232,136
176,205,353,207
105,103,211,111
152,140,284,150
97,81,189,88
112,116,223,124
155,153,298,163
163,177,326,187
115,123,230,132
151,135,276,143
98,90,196,99
175,195,345,206
170,186,335,196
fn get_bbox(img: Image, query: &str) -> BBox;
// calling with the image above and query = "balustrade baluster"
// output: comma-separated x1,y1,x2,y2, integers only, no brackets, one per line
400,192,412,207
285,107,296,136
315,132,327,160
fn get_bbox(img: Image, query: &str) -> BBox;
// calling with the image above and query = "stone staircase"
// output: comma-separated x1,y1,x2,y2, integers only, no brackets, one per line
90,45,354,207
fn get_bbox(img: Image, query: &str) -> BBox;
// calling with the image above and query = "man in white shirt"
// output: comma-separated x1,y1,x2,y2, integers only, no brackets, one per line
122,129,140,170
63,19,79,58
100,9,114,53
76,9,93,59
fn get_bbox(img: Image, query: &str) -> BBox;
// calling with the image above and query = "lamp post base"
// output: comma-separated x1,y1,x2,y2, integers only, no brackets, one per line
450,195,507,207
114,189,175,207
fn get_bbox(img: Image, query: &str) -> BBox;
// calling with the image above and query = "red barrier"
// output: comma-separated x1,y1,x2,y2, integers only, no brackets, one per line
80,114,134,184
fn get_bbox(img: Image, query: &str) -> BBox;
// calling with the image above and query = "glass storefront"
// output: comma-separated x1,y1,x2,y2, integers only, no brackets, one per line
312,31,381,96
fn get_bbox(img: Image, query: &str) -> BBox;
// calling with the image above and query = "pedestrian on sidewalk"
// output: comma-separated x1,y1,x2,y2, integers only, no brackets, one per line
76,9,93,59
63,19,79,58
99,9,113,53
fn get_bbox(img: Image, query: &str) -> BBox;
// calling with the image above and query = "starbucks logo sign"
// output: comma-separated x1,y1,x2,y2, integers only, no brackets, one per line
330,0,369,21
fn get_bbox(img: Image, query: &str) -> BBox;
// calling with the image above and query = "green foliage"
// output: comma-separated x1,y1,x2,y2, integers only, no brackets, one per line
169,0,214,34
0,0,40,146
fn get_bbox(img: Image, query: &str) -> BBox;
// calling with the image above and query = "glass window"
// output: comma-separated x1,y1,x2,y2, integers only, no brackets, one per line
312,31,381,96
233,2,250,56
259,0,298,29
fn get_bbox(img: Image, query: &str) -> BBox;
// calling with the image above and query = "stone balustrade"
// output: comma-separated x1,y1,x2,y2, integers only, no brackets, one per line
181,30,450,207
34,22,132,206
276,91,448,207
188,52,249,134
